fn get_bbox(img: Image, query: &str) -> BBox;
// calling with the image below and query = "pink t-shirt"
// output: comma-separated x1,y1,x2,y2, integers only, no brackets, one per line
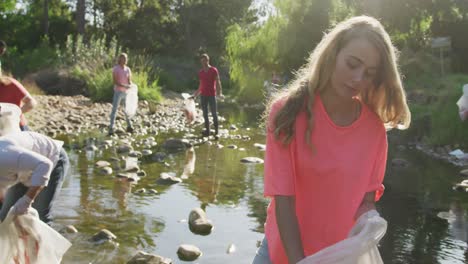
264,95,387,264
0,77,30,126
113,65,131,92
198,66,219,96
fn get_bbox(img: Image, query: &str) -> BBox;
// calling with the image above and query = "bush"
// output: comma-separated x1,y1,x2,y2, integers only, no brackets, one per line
3,38,59,77
71,66,113,102
404,73,468,146
132,71,162,102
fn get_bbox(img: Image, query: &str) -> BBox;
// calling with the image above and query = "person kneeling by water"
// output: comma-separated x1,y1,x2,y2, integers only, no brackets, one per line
0,103,69,224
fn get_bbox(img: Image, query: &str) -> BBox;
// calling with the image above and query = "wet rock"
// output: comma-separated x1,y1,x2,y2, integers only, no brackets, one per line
396,145,406,151
227,145,237,149
148,189,158,194
254,143,266,151
129,151,143,158
460,169,468,177
137,170,147,177
142,149,153,156
99,166,113,175
116,173,140,182
240,157,264,164
152,152,167,162
157,172,182,185
62,225,78,233
229,124,238,131
177,244,202,261
226,243,236,254
91,229,117,244
453,180,468,192
85,144,98,151
391,158,409,168
124,164,140,173
136,188,146,194
162,138,192,151
117,144,133,153
188,208,213,235
127,251,172,264
96,160,111,168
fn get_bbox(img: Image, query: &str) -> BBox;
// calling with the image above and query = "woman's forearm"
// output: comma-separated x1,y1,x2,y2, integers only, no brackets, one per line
275,195,305,264
354,191,376,220
25,186,44,200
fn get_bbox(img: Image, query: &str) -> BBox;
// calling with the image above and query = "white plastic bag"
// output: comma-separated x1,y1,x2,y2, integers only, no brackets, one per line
297,210,387,264
182,98,197,124
0,208,72,264
456,84,468,121
125,83,138,118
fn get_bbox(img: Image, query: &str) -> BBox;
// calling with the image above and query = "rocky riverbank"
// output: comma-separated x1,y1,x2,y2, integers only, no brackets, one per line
27,93,194,138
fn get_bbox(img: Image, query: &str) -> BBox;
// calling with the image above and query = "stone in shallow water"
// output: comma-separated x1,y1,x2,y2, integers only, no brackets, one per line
254,143,266,151
188,208,213,235
116,173,140,182
99,166,113,175
240,157,264,164
127,251,172,264
391,158,409,168
162,138,192,151
156,172,182,185
142,149,153,156
177,244,202,261
136,188,146,194
226,243,236,254
90,229,117,244
62,225,78,234
95,160,111,168
129,151,143,158
460,169,468,177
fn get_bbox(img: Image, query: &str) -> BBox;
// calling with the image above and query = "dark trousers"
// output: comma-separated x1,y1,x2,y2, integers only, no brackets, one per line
200,95,218,134
0,148,69,224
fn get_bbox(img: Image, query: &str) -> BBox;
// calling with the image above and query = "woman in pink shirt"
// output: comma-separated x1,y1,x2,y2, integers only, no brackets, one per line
108,53,134,135
252,16,411,264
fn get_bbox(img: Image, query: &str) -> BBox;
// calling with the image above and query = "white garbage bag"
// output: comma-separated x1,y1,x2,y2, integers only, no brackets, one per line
0,208,72,264
182,98,197,124
297,210,387,264
125,83,138,118
456,84,468,121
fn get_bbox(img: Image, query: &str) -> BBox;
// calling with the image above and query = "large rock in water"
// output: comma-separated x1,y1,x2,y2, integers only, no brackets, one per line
90,229,117,244
162,138,192,151
188,208,213,235
177,244,202,261
240,157,264,164
127,251,172,264
460,169,468,177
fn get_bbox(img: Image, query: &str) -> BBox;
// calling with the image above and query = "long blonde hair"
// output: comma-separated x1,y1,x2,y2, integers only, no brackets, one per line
266,15,411,145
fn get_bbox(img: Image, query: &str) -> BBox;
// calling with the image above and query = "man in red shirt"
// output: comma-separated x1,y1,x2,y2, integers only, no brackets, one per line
192,53,224,139
0,77,37,130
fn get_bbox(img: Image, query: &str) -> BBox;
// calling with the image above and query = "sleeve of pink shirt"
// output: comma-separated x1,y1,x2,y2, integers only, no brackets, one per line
366,126,388,201
264,100,296,197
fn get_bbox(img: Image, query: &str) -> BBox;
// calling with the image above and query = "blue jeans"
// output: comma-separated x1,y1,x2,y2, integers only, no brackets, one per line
252,237,272,264
200,95,218,134
109,90,132,130
0,148,69,224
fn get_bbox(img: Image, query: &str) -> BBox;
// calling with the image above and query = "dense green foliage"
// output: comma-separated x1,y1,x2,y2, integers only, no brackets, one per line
226,0,468,98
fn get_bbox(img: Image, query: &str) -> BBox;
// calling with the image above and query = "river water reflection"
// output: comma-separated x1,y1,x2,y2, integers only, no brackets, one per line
53,104,468,263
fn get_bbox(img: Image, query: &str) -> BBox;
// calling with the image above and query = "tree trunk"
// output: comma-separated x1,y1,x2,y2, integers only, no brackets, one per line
76,0,86,35
43,0,49,36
